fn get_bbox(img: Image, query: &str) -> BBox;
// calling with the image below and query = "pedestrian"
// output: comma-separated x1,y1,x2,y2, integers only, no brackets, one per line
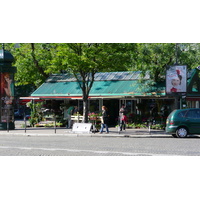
99,106,109,134
121,113,128,131
119,104,127,131
66,105,74,128
73,106,79,114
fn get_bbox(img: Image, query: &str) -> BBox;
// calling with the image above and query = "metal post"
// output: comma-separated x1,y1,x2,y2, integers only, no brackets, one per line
175,43,179,65
54,112,56,134
78,113,80,123
7,108,9,132
24,111,27,133
180,97,182,109
175,96,179,109
149,121,151,134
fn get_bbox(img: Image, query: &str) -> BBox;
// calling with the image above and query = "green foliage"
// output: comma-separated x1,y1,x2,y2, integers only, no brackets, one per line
49,43,135,73
130,43,200,83
119,123,147,129
26,102,44,127
7,43,55,87
131,43,175,82
151,124,165,130
5,43,200,89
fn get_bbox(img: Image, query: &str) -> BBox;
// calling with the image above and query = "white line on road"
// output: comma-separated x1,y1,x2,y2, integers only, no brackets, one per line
0,146,176,156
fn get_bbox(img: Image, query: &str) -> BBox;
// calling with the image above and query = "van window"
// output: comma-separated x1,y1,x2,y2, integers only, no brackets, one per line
195,110,200,119
186,110,200,119
178,110,187,118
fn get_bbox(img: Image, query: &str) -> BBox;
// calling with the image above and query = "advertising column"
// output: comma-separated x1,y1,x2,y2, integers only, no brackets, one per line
0,47,16,130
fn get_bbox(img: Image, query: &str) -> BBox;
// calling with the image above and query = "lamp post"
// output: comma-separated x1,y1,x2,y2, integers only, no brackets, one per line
0,44,16,130
175,43,179,65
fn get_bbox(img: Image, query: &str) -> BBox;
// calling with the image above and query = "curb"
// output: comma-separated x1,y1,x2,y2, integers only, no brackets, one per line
0,132,171,138
0,126,170,137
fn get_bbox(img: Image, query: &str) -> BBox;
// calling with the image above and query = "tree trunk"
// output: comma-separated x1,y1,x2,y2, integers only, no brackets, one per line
75,71,95,123
83,97,89,123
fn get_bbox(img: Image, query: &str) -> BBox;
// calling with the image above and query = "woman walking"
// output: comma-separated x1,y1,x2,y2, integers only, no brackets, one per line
99,106,109,134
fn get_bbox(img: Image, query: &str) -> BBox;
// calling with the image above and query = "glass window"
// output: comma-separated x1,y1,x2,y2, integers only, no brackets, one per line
186,110,198,119
178,110,187,118
89,100,99,113
195,110,200,119
125,100,132,113
192,81,199,92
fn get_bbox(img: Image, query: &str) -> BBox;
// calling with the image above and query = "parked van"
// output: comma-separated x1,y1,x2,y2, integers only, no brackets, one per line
166,108,200,138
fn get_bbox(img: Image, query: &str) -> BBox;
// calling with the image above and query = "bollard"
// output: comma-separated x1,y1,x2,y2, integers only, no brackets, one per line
24,113,27,133
7,108,9,132
54,114,56,134
149,122,152,134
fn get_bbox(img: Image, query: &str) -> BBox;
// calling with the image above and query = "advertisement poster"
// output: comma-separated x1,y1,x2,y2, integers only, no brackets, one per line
0,73,14,122
166,65,187,94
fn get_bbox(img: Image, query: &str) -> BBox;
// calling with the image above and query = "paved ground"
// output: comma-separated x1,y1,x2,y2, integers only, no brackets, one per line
1,121,200,156
0,127,168,137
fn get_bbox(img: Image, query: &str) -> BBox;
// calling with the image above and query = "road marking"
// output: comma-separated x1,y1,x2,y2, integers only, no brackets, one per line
0,146,176,156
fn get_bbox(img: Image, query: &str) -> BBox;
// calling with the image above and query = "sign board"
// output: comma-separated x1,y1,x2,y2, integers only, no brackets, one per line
166,65,187,94
72,123,92,134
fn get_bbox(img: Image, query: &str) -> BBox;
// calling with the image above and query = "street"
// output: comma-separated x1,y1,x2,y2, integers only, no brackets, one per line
0,134,200,155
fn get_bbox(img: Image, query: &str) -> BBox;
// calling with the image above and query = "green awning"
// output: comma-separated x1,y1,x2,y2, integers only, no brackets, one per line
31,79,165,98
30,70,200,99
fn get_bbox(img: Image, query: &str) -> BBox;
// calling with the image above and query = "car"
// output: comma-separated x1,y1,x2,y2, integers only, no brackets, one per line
166,108,200,138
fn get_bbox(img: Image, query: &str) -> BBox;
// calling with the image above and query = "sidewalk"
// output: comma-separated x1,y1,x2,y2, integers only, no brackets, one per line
0,124,171,138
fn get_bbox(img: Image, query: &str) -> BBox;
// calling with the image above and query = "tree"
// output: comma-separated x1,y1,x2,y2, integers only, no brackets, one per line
178,43,200,68
133,43,200,83
7,43,55,87
6,43,135,122
131,43,175,82
49,43,136,122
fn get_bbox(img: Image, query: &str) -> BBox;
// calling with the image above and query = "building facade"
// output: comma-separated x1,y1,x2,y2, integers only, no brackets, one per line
21,70,200,126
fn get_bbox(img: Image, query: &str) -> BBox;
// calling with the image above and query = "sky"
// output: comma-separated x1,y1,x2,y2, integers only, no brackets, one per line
1,0,200,43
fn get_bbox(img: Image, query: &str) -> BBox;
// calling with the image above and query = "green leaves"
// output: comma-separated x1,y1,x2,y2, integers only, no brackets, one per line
9,43,54,87
132,43,200,82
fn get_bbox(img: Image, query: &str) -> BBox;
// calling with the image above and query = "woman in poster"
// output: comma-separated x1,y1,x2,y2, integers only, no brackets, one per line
1,73,14,122
170,69,182,92
2,73,14,103
166,66,187,94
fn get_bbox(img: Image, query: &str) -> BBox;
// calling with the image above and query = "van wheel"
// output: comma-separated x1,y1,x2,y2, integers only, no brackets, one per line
176,127,188,138
172,134,177,138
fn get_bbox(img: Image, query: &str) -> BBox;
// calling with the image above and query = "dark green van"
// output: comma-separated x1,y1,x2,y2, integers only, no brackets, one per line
166,108,200,138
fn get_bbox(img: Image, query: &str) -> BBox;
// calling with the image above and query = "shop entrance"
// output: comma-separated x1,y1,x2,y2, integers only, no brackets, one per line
102,99,119,126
